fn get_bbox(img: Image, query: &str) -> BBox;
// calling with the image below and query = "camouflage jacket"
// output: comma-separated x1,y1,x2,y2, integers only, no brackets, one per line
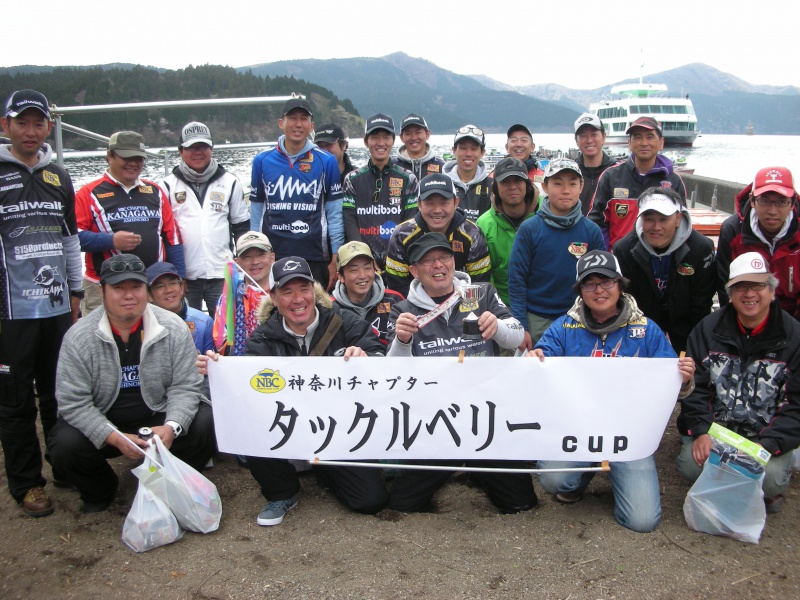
678,301,800,456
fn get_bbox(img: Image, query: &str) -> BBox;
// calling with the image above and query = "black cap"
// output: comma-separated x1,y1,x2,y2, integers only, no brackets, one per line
281,97,313,117
419,173,457,201
364,113,395,136
5,89,50,119
99,254,148,285
506,124,532,139
314,123,345,144
408,233,454,265
626,116,662,136
493,157,529,181
400,113,429,131
146,262,181,286
575,250,623,283
269,257,316,290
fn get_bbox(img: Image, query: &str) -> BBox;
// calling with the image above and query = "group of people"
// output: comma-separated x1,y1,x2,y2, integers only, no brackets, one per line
2,87,799,536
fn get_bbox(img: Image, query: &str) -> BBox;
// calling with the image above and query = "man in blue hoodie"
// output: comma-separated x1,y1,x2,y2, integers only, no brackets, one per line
588,116,686,249
250,98,343,291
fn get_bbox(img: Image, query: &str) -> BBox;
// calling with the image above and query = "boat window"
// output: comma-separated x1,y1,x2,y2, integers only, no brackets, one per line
630,106,639,114
662,105,675,114
675,106,688,114
613,122,626,132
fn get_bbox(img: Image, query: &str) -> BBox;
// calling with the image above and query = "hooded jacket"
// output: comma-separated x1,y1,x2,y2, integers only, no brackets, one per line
613,206,716,353
246,284,385,357
385,210,492,297
588,154,686,249
442,159,492,221
716,184,800,316
394,144,445,181
577,152,618,216
387,273,523,357
332,276,404,346
679,301,800,456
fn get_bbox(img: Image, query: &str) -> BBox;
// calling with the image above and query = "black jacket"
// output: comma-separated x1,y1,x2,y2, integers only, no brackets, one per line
577,152,618,216
679,301,800,456
613,227,716,353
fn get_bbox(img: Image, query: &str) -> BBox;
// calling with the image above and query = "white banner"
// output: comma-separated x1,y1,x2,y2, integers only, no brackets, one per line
207,356,681,462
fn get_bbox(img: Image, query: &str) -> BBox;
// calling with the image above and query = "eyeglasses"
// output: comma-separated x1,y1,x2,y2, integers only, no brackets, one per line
151,279,182,291
754,197,793,208
372,177,383,203
456,125,484,137
416,254,454,268
109,260,145,273
729,282,768,293
580,279,617,292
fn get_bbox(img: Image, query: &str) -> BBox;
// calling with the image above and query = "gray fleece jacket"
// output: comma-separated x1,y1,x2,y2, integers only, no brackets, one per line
55,303,208,448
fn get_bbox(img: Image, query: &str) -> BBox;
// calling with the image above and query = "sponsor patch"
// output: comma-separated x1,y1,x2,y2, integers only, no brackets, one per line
389,178,403,188
175,191,186,203
299,154,313,163
677,263,695,276
452,240,464,253
138,185,153,194
0,363,10,375
567,242,588,257
42,171,61,186
533,175,544,183
299,163,311,173
389,187,402,197
210,202,224,213
615,203,629,218
186,321,196,333
96,192,115,199
629,326,646,339
427,165,441,174
660,181,673,189
377,302,390,314
613,188,629,199
210,192,224,202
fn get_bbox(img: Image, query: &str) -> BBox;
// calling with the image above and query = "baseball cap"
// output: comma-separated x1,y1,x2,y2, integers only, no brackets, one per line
99,254,148,285
365,113,395,136
5,89,50,119
337,241,374,269
493,157,529,182
269,257,316,290
507,124,532,139
574,113,603,134
235,231,273,256
544,158,583,180
180,122,213,148
281,97,313,117
576,250,623,282
752,166,796,198
626,116,662,136
454,124,485,148
314,123,345,144
419,173,457,201
638,192,681,216
408,232,454,265
146,262,181,286
108,131,147,158
400,113,429,131
727,252,771,288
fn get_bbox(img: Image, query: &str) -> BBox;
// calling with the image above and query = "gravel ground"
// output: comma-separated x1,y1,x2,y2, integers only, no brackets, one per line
1,407,798,599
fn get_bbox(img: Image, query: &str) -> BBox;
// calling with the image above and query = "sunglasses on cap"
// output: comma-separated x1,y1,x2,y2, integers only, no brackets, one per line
109,260,145,273
456,125,484,137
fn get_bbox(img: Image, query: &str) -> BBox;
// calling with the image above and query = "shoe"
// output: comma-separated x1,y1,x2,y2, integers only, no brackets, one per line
555,491,583,504
257,495,298,526
765,494,785,514
81,500,112,514
22,486,54,517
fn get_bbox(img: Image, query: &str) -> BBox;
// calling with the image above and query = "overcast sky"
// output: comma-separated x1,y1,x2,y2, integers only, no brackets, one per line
9,0,797,90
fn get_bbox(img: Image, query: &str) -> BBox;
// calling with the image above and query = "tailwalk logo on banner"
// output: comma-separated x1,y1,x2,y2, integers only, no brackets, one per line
208,356,681,462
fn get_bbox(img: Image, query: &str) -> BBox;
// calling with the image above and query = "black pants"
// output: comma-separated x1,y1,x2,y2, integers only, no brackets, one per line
388,460,538,513
47,403,216,505
247,457,388,514
0,314,72,502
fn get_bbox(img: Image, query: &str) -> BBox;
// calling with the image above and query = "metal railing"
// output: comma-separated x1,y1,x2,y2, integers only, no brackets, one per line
50,94,303,174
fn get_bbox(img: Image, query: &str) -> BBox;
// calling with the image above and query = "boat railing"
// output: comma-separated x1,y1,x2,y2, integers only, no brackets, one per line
49,94,303,175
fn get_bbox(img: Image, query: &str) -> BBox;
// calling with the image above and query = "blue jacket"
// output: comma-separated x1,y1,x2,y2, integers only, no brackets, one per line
249,138,344,261
183,303,215,354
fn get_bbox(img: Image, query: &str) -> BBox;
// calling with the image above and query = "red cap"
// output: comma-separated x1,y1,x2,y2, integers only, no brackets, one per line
626,116,662,135
752,166,795,198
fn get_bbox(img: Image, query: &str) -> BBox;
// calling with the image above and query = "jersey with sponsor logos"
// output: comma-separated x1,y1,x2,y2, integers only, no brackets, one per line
342,162,418,264
0,157,78,319
250,146,343,262
75,173,182,282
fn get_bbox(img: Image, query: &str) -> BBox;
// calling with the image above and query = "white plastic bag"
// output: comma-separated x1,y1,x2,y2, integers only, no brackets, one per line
792,448,800,471
133,435,222,533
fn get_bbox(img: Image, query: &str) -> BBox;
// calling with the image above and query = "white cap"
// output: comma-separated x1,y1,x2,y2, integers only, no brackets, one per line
638,193,680,216
727,252,771,288
574,113,603,133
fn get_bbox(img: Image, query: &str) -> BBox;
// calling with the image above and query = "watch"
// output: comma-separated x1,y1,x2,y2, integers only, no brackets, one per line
165,420,183,437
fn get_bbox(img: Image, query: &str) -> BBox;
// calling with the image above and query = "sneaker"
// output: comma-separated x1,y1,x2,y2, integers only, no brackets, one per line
555,491,583,504
22,486,54,517
765,494,785,514
257,495,298,526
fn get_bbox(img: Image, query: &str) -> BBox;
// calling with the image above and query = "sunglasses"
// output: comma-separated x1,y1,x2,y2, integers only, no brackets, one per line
457,125,484,137
108,260,145,273
372,177,383,203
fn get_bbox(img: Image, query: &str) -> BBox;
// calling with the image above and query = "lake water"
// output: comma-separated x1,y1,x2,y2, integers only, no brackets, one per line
61,133,800,191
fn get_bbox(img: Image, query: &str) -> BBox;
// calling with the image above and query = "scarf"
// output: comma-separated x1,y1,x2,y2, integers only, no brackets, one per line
178,157,219,185
538,197,582,229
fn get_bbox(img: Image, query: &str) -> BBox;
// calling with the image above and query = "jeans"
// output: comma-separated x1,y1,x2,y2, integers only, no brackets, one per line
185,278,224,317
676,435,794,498
537,456,661,533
